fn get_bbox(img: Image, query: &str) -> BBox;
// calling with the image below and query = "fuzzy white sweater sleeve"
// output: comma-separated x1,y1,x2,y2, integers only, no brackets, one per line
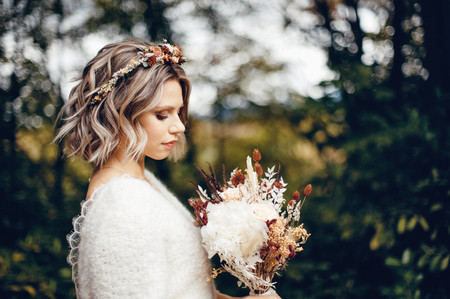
67,174,216,299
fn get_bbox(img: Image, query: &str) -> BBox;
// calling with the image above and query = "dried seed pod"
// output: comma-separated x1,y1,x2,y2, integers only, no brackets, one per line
255,162,263,176
253,148,261,162
304,184,312,196
292,190,300,202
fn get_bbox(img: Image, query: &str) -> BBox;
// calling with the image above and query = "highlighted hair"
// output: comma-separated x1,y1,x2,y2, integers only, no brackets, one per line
55,38,190,167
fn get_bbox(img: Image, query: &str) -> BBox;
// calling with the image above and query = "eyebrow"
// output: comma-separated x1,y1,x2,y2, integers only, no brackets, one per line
154,105,184,110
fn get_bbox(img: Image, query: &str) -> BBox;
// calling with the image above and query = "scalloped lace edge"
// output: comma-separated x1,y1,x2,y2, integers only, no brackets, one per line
66,199,93,293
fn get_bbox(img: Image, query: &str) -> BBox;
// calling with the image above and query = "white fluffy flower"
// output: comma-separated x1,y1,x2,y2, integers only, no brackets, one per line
251,203,279,221
201,201,268,262
219,187,241,202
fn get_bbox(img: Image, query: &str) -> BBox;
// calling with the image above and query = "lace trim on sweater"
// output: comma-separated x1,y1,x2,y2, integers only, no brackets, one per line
67,199,91,293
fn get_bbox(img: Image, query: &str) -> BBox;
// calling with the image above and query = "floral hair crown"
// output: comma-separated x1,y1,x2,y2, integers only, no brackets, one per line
89,41,186,105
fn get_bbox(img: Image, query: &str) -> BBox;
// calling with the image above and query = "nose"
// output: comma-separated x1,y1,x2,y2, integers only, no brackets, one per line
169,115,185,135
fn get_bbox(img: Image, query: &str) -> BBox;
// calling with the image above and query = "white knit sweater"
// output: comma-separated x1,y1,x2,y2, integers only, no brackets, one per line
67,170,216,298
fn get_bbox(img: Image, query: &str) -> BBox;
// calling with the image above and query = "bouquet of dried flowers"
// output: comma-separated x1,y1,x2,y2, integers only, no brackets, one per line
188,149,311,294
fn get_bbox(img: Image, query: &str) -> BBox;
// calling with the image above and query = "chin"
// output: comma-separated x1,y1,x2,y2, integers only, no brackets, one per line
151,156,169,161
146,151,170,160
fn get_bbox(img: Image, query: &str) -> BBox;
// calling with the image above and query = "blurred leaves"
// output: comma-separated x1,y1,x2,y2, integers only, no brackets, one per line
0,229,71,298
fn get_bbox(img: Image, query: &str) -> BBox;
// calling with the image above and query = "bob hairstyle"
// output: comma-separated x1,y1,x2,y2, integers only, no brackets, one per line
55,38,190,167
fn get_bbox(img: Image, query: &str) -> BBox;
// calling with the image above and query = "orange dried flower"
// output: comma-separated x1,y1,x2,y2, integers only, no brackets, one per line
292,190,300,202
89,41,185,105
173,45,182,56
161,45,170,54
255,162,263,176
231,170,245,187
147,55,157,67
268,241,279,248
151,46,162,56
253,149,261,162
304,184,312,196
273,181,283,189
266,219,277,227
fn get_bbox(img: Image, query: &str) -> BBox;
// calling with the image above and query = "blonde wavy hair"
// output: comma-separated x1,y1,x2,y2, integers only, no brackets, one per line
55,38,190,167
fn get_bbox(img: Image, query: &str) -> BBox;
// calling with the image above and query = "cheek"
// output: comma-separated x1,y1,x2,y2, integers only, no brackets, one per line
142,118,164,140
139,118,153,139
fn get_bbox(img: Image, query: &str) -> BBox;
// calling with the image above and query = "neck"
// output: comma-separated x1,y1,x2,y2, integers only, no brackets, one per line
100,151,146,179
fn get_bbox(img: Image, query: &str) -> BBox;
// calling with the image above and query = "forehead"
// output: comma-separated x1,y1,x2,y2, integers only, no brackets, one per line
158,79,183,107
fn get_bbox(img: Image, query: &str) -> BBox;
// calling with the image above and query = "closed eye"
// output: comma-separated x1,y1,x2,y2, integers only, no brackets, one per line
154,105,184,120
156,113,168,120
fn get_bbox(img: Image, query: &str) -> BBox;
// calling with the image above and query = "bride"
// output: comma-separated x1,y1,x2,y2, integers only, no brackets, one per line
55,38,281,299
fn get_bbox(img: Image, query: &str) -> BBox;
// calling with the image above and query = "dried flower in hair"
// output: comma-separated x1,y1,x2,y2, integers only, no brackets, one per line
231,170,245,187
147,55,157,67
91,95,102,105
173,45,182,56
161,45,170,54
304,184,312,196
171,56,180,64
89,40,185,105
151,46,162,56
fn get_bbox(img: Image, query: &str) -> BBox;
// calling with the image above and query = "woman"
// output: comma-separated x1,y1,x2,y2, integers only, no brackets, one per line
56,38,281,298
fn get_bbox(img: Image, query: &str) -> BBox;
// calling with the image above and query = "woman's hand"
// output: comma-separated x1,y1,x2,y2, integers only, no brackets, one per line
216,290,281,299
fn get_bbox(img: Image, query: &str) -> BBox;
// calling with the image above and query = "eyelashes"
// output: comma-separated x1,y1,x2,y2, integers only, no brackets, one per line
156,114,168,120
155,108,183,121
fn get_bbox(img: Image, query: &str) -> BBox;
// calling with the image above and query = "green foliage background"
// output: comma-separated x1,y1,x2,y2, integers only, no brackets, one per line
1,0,449,298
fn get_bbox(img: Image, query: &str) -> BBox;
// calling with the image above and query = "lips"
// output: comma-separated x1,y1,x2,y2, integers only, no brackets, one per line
163,140,177,149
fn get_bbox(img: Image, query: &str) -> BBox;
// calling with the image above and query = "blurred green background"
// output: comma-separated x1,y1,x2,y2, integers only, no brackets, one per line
1,0,449,298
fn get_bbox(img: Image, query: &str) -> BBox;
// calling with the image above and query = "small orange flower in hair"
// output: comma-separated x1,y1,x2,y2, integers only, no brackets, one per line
173,45,182,56
147,55,157,67
150,46,162,56
161,45,170,54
